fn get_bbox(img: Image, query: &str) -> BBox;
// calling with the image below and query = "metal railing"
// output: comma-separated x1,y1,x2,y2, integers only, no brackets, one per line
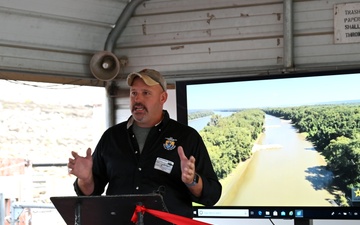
0,193,55,225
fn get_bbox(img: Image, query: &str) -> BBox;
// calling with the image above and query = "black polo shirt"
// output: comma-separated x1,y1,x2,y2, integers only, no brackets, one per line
74,110,222,218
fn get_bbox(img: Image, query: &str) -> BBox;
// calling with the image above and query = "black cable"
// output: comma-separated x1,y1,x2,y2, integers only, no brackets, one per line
269,218,276,225
7,80,81,89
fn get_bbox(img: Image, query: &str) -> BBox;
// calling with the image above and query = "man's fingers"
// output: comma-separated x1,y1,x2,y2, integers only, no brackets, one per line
178,146,196,169
86,148,92,158
67,162,72,168
71,148,91,159
68,158,75,164
178,146,196,182
177,146,187,160
71,151,79,158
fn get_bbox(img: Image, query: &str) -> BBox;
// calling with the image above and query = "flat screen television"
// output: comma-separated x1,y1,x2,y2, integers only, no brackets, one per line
175,69,360,224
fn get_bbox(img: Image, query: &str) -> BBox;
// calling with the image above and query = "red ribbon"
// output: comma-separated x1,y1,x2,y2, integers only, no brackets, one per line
131,205,212,225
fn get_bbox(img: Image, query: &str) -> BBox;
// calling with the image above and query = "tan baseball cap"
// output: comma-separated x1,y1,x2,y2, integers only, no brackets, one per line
127,69,167,91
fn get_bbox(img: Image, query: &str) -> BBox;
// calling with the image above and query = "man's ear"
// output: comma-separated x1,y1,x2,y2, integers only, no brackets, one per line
160,91,168,103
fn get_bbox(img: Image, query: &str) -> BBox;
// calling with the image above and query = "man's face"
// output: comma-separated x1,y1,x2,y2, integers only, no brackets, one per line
129,77,167,127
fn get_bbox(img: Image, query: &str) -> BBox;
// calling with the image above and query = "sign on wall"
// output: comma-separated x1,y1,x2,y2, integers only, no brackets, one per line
334,3,360,44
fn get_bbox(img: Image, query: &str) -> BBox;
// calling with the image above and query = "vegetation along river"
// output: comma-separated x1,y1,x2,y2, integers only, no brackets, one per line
190,114,336,206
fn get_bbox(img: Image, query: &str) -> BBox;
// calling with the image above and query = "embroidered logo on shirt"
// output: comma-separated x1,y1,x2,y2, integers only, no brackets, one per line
163,137,177,150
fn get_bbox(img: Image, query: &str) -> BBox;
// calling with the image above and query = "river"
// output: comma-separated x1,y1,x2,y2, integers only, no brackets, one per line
193,113,336,206
188,111,235,131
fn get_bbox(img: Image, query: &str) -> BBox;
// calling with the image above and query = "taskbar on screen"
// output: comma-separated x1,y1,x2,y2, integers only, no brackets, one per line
193,206,360,220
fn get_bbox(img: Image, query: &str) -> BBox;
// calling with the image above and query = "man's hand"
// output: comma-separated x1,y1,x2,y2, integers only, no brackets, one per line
177,146,196,185
177,146,203,197
68,148,95,195
68,148,93,181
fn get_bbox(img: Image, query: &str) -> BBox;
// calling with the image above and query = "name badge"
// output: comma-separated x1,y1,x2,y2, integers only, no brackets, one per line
154,157,174,174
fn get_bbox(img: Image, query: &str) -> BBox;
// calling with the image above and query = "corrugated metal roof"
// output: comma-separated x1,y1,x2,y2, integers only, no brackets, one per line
0,0,129,86
0,0,359,87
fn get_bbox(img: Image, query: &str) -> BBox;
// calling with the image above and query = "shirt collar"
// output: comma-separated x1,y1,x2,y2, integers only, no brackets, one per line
126,110,166,129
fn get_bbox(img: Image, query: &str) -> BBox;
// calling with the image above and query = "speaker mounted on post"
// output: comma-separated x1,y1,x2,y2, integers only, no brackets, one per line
90,51,121,81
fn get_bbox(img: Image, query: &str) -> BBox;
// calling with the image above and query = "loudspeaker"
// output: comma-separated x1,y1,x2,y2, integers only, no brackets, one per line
90,51,121,81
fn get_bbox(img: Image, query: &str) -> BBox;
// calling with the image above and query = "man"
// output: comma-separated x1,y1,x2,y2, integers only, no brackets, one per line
68,69,222,219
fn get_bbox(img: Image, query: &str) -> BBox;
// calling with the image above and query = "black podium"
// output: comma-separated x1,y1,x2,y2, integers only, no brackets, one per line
50,194,172,225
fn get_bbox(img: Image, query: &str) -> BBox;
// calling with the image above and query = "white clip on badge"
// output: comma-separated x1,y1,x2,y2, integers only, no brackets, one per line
154,157,174,174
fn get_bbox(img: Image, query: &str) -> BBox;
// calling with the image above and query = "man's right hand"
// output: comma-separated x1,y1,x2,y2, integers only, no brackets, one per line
68,148,95,195
68,148,93,181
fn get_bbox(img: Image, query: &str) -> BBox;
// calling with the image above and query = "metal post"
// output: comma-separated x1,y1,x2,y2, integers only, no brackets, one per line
0,193,4,225
136,202,144,225
283,0,294,70
75,202,81,225
294,218,313,225
10,201,54,225
10,199,20,225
